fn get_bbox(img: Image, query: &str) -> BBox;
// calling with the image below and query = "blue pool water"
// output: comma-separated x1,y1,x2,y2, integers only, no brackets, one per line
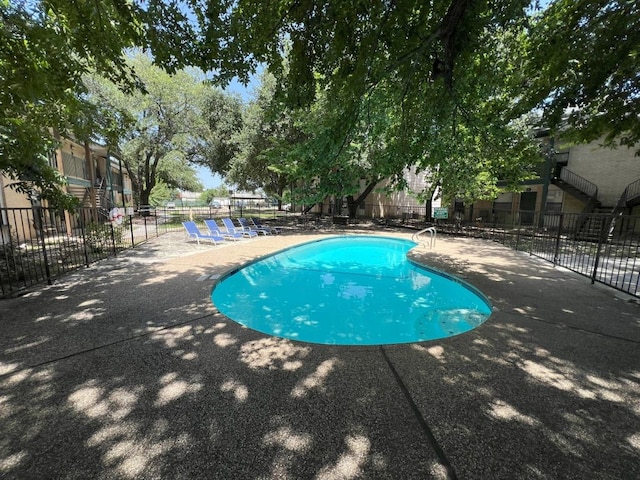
211,236,492,345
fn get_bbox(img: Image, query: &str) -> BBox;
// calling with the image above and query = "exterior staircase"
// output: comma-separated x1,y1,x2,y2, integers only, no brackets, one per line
605,178,640,240
553,174,640,243
551,167,606,241
611,178,640,215
74,180,112,222
574,207,612,242
551,167,601,212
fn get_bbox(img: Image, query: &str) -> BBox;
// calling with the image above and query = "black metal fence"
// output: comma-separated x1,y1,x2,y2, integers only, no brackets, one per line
0,205,288,297
1,207,165,297
434,211,640,297
2,205,640,298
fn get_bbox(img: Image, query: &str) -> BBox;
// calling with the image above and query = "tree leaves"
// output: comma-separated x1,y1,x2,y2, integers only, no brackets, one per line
1,0,141,207
84,54,240,205
3,0,638,210
520,0,640,150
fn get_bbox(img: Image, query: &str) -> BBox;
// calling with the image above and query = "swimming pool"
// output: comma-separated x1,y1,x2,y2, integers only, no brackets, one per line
211,235,492,345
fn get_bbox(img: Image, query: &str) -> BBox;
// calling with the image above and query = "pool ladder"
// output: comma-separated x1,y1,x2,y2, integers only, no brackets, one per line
412,227,436,249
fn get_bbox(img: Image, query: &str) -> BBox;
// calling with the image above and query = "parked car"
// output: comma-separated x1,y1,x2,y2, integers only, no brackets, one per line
209,201,221,208
166,202,176,209
282,203,291,212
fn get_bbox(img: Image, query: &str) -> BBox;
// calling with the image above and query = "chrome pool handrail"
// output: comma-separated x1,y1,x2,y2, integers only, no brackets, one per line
412,227,436,248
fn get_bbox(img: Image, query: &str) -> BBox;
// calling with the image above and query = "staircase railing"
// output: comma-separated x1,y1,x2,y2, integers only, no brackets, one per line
559,167,598,199
613,178,640,214
83,178,121,221
607,178,640,238
557,167,602,227
626,178,640,204
556,168,602,235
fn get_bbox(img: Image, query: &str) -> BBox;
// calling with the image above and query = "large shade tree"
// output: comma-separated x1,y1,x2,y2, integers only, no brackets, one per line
188,86,244,177
144,0,639,191
139,1,545,206
226,72,305,206
85,55,242,206
3,0,638,205
227,29,541,216
519,0,640,151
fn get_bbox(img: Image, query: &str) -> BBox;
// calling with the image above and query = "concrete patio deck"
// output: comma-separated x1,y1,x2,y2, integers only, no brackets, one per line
1,225,639,479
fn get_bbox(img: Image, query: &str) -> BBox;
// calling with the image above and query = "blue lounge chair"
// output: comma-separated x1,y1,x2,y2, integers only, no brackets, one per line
238,217,270,235
182,221,225,245
251,217,281,234
204,219,245,241
222,217,258,238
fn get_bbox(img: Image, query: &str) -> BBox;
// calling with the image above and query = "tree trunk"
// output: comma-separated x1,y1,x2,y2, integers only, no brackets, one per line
346,196,357,218
139,188,151,206
425,198,433,222
346,180,380,218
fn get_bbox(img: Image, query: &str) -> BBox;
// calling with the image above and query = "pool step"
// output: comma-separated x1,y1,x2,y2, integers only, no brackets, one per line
416,308,488,336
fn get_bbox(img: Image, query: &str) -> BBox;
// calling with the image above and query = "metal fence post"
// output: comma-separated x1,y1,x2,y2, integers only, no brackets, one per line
141,214,147,241
530,211,538,256
110,222,117,255
553,213,564,265
591,216,606,284
35,207,53,285
80,210,90,267
129,215,135,247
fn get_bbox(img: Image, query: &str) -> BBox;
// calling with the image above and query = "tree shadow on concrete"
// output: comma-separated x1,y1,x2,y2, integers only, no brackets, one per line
2,233,639,479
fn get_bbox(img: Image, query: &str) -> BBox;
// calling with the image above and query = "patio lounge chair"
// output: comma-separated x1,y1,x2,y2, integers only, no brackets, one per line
251,217,282,234
204,219,246,241
222,217,258,238
182,221,225,245
238,217,270,235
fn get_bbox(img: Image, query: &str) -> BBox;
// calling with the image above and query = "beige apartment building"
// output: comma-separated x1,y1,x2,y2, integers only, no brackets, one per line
458,136,640,226
0,136,132,242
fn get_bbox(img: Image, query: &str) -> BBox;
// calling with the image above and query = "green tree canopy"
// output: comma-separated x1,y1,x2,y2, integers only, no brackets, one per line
227,72,304,206
141,0,546,204
3,0,638,208
0,0,142,207
225,27,541,213
190,88,244,176
519,0,640,150
145,0,639,164
85,54,234,206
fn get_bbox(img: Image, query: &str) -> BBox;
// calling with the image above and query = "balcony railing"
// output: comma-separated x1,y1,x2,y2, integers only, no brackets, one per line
61,152,89,180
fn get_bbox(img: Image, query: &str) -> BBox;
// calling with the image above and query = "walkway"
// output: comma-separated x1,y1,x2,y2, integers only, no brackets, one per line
1,227,639,479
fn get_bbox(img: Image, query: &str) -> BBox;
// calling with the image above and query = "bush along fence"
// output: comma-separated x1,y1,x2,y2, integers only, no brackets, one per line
434,211,640,298
0,206,161,298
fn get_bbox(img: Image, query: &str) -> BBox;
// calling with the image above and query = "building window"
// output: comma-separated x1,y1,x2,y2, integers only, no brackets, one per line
492,202,512,213
545,202,562,213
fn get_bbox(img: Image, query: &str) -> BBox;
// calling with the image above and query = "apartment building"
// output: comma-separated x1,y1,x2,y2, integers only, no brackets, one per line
458,136,640,226
0,136,132,241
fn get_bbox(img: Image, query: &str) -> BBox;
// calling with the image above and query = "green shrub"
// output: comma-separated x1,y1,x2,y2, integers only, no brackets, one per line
84,222,124,252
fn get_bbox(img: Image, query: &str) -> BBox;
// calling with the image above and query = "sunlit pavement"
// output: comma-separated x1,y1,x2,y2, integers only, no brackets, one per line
1,225,639,479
